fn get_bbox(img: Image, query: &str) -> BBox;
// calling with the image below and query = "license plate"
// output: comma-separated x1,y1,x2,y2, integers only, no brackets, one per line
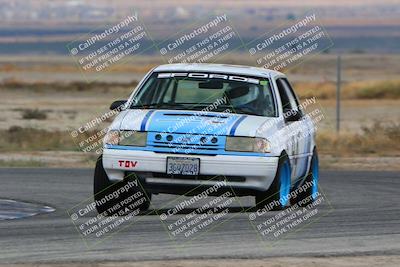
167,157,200,176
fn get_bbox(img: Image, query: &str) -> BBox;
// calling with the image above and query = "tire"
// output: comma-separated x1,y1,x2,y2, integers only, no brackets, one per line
255,153,291,210
93,155,151,215
292,148,319,206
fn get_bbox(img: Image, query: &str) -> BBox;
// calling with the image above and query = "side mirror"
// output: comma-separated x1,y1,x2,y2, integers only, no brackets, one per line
110,100,127,110
284,109,302,122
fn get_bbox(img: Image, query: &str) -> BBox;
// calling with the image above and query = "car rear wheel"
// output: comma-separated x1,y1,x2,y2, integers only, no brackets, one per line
94,155,151,215
255,153,291,210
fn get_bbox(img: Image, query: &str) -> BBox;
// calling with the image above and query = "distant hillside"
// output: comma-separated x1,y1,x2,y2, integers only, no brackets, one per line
0,0,399,54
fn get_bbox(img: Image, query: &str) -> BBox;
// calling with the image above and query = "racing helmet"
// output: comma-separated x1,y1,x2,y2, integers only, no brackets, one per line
225,84,260,106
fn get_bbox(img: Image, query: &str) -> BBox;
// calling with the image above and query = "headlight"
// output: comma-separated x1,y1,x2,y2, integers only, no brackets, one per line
104,130,147,147
119,131,147,146
225,137,270,153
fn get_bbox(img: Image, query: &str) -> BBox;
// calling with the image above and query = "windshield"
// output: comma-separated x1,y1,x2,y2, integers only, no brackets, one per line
130,72,276,117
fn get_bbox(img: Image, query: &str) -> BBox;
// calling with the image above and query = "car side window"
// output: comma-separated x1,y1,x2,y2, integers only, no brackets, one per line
276,78,302,115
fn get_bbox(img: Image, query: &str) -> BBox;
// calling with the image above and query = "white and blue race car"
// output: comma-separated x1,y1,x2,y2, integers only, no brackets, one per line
94,63,319,214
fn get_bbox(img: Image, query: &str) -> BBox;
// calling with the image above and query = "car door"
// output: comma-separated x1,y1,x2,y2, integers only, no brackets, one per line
275,77,307,181
282,78,312,178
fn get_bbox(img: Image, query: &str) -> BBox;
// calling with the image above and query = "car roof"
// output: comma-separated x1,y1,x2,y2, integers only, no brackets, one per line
153,63,284,78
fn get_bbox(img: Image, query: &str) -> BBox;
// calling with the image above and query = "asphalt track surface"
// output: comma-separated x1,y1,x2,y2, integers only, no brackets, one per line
0,168,399,264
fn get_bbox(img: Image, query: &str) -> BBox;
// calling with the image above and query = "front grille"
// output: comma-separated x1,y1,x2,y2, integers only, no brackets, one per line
147,132,226,155
152,143,218,150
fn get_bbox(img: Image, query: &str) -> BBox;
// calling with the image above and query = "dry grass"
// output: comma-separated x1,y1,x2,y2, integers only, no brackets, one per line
293,81,336,99
317,121,400,156
294,80,400,100
2,78,398,100
1,122,399,158
0,126,106,153
0,159,46,167
349,80,400,99
0,126,75,151
21,109,48,120
0,79,138,92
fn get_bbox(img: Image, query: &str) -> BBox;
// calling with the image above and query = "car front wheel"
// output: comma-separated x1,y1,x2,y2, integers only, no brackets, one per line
255,153,291,210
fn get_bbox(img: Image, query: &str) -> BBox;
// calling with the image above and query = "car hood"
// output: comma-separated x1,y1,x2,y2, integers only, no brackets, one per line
111,109,282,137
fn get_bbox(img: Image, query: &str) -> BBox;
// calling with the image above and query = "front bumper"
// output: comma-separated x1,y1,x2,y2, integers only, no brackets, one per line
102,148,279,196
